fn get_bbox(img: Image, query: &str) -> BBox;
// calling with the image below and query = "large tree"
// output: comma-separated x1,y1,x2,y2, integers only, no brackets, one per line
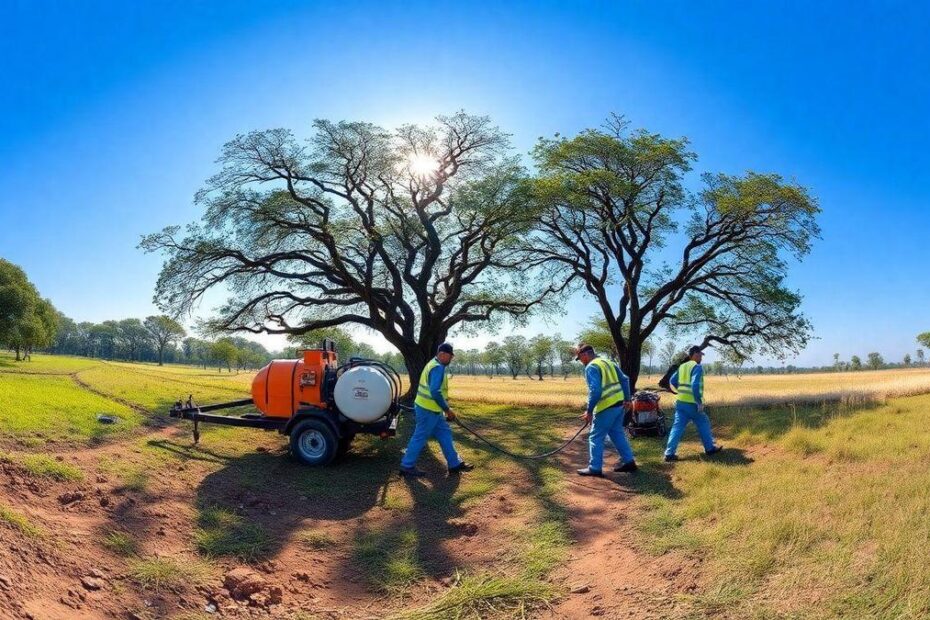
142,113,559,397
530,117,820,389
143,315,186,366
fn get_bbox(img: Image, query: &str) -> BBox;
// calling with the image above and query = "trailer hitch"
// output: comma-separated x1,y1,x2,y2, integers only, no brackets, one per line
170,395,287,444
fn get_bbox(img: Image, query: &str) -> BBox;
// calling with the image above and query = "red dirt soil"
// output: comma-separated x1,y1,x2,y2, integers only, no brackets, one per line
1,414,701,620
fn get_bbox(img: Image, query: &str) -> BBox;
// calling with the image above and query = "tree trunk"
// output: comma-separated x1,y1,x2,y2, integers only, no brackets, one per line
158,344,165,366
396,333,444,404
15,347,20,361
623,346,642,394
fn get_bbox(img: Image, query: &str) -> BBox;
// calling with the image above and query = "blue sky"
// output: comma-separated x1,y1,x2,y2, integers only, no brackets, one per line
1,0,927,366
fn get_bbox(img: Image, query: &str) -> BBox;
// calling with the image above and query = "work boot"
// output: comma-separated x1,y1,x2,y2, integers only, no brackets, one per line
399,466,426,477
576,467,603,477
663,454,679,462
705,445,724,455
613,460,638,473
448,462,474,474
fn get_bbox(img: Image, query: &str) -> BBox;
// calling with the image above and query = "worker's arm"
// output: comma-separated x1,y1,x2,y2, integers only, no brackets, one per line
429,364,450,412
692,365,703,406
669,370,679,392
584,364,602,415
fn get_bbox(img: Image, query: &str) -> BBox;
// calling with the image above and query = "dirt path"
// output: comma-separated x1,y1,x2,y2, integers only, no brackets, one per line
541,444,702,620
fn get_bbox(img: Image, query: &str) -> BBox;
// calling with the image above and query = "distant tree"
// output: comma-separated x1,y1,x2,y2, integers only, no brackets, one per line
578,317,619,359
660,340,683,369
210,339,239,372
918,349,926,366
918,333,930,353
833,353,841,371
143,315,186,366
867,352,884,370
711,360,725,376
117,318,152,361
482,341,505,378
529,117,820,390
528,335,554,381
904,354,912,366
52,314,82,355
850,355,862,371
0,259,58,361
502,335,529,379
289,327,370,361
183,337,211,368
552,335,575,379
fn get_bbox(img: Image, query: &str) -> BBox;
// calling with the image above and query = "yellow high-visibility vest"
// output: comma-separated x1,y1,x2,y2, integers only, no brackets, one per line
590,357,625,414
676,360,703,404
414,358,448,413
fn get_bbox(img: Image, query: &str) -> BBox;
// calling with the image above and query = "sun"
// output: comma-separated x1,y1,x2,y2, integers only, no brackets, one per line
406,153,439,178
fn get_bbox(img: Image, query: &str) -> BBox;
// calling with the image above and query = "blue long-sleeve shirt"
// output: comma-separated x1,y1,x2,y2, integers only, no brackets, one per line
428,360,450,412
585,358,632,414
670,363,704,405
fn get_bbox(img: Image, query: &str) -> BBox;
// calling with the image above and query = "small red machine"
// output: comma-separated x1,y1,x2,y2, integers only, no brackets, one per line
170,340,401,466
626,390,667,437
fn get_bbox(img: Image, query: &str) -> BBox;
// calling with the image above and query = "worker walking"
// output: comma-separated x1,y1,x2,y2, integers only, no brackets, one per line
574,343,638,476
664,346,723,462
400,343,474,477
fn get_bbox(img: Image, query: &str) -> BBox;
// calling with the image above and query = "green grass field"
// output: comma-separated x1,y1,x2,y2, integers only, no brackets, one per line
4,352,930,618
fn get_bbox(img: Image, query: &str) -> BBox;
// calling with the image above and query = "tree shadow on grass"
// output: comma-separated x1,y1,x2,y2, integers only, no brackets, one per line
345,447,466,591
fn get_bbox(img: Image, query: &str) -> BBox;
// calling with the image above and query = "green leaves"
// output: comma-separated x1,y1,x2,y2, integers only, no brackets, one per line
0,259,58,358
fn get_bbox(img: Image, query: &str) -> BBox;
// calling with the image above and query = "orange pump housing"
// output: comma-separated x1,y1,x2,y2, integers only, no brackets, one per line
251,350,339,418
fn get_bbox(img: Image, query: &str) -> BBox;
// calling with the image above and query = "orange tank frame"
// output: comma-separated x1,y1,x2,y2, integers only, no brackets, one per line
251,349,339,418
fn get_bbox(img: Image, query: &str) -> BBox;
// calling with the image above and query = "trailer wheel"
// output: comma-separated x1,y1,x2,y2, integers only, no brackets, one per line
290,419,337,466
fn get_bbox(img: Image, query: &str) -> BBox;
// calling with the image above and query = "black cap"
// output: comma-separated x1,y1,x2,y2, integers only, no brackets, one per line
437,342,454,355
573,343,595,360
688,346,703,356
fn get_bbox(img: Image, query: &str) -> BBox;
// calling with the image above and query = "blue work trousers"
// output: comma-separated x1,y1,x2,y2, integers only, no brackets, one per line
588,405,635,471
400,405,463,469
664,401,716,456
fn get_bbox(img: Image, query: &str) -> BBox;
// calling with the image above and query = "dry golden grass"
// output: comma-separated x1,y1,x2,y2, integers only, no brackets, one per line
448,367,930,408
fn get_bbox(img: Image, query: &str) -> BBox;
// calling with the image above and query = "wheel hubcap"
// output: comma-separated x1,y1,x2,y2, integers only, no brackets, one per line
299,429,327,459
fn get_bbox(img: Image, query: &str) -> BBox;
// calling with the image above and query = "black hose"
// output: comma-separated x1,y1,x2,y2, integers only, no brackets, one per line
398,403,589,461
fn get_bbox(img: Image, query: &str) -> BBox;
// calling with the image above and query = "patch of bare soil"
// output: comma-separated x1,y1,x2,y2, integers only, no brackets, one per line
0,419,546,619
540,444,703,620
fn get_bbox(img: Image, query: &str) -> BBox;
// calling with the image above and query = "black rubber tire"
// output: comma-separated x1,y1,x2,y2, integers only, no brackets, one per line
289,419,338,466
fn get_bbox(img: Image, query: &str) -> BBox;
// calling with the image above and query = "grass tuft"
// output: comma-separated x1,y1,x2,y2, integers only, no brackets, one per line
129,556,210,591
298,528,336,550
103,530,138,556
394,572,557,620
0,504,44,538
21,454,84,481
352,527,422,591
195,506,273,561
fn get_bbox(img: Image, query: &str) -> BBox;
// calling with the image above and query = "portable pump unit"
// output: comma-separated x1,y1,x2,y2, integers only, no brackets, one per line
169,340,402,466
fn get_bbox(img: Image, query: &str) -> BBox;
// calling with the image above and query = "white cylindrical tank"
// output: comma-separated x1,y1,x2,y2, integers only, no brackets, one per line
333,366,393,423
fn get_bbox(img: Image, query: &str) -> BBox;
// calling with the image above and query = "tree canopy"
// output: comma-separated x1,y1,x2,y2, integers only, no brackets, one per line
142,112,562,396
0,258,58,360
529,116,820,387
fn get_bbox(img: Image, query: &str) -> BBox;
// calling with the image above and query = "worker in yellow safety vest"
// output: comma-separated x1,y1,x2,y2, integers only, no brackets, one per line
400,342,474,477
663,346,723,462
574,343,638,476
